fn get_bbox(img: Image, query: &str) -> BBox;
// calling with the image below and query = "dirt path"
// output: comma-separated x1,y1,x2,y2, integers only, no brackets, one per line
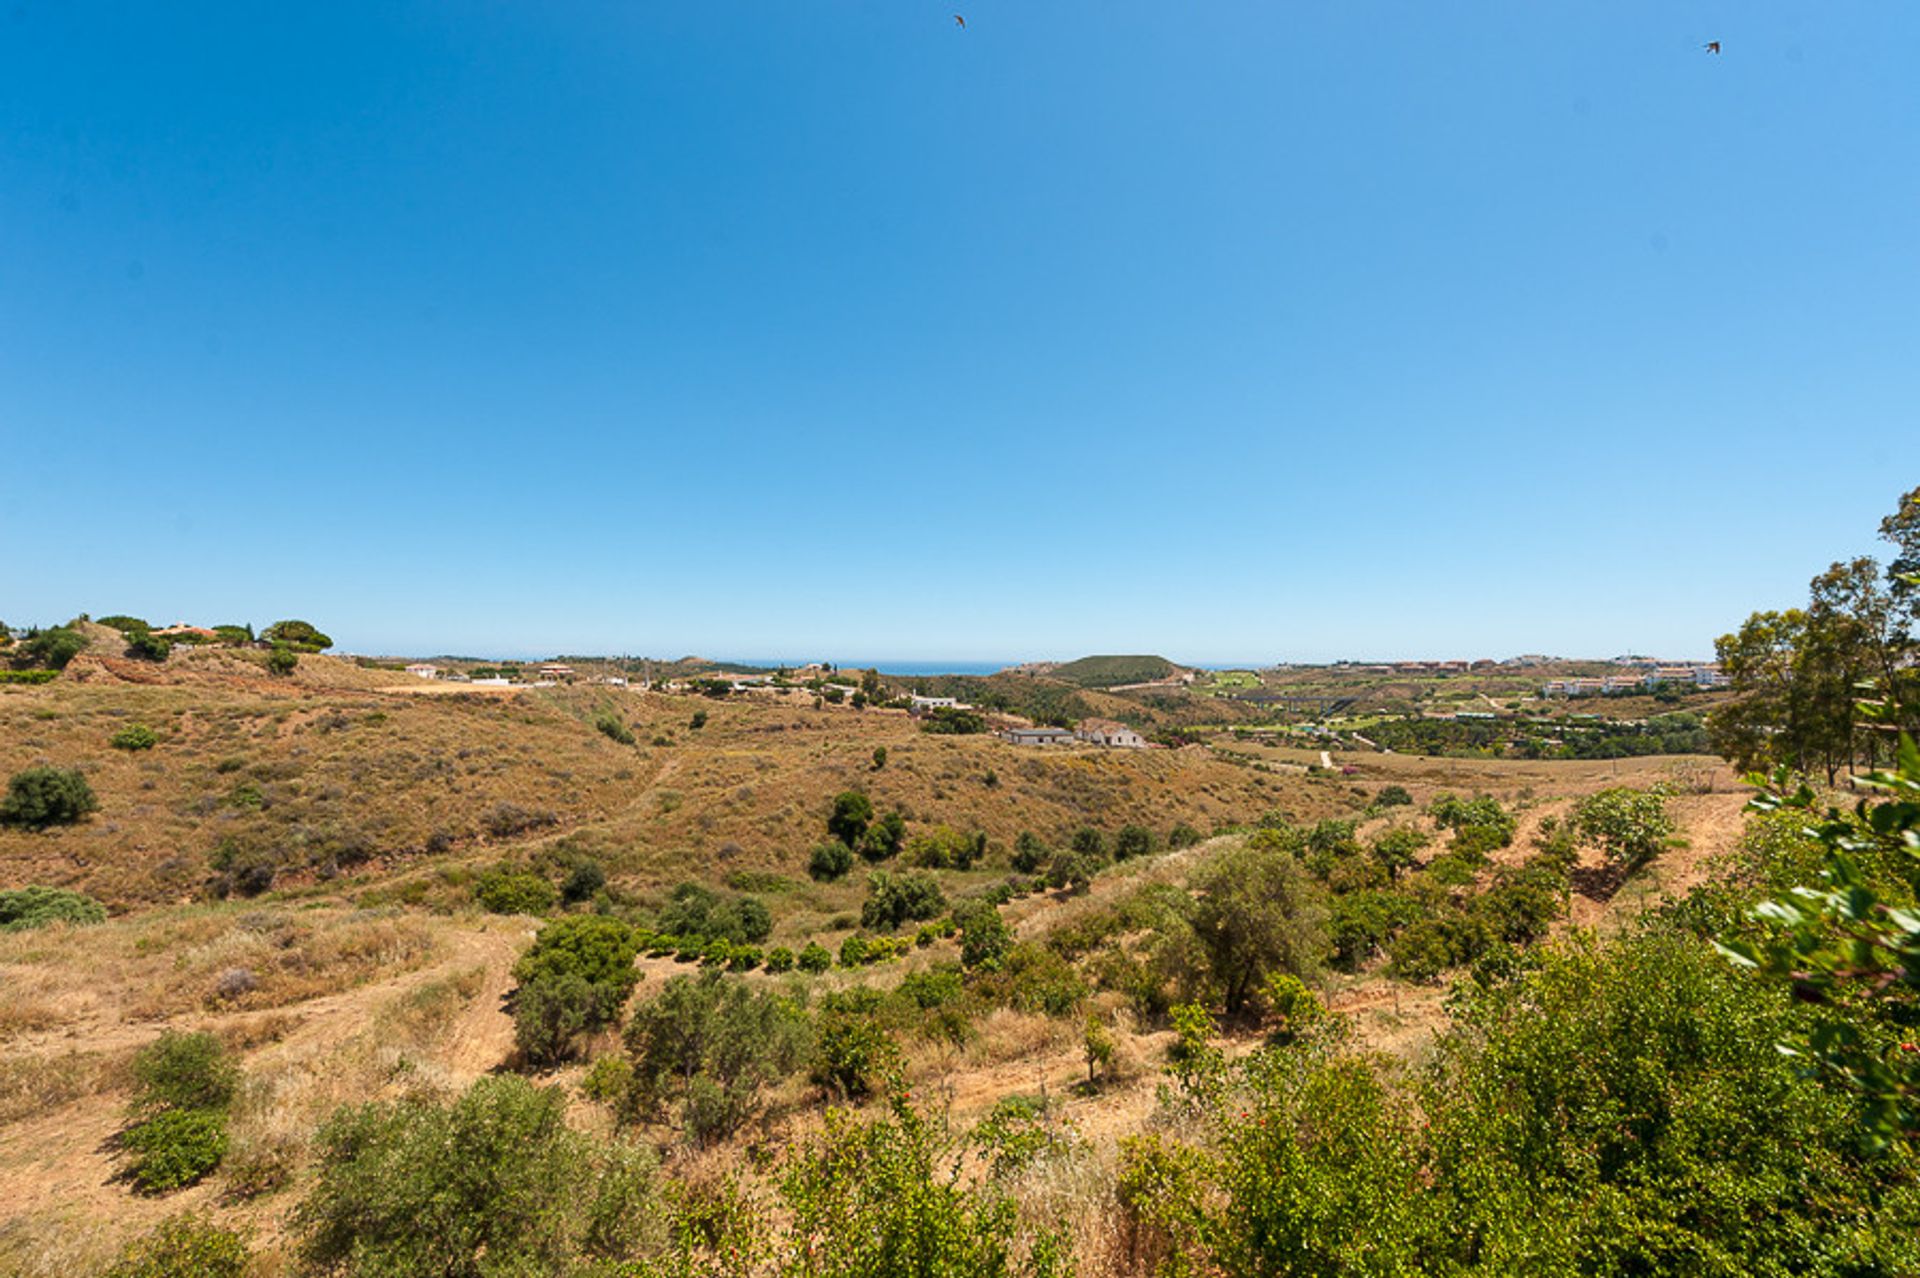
0,921,528,1245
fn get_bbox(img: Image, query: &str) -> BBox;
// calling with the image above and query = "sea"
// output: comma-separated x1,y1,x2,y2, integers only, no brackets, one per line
730,659,1017,677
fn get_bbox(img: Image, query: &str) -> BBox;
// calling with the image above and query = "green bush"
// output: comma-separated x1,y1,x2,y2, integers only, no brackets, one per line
812,995,899,1099
594,712,635,745
104,1213,250,1278
1373,784,1414,809
294,1075,657,1275
514,972,625,1066
1168,822,1204,850
124,630,172,662
96,614,151,634
0,885,106,931
905,824,985,870
655,882,772,944
765,945,796,973
861,870,948,931
474,867,558,915
798,941,833,973
1011,831,1049,874
131,1032,240,1116
123,1109,229,1193
622,971,811,1144
956,900,1012,971
1573,785,1675,872
1189,839,1328,1014
17,626,87,669
111,722,159,750
264,645,298,676
0,766,98,829
261,619,332,651
1115,824,1155,860
808,840,854,881
561,859,606,903
514,915,643,993
0,668,59,684
783,1102,1069,1277
827,790,874,847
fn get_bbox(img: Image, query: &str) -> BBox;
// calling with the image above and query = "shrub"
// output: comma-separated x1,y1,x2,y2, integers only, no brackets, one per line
1369,826,1428,880
1374,784,1414,809
0,885,106,931
905,825,984,870
1573,786,1675,873
1115,824,1155,860
264,645,298,676
594,713,635,745
474,867,558,915
1168,822,1204,850
125,630,172,662
561,859,607,904
17,626,87,669
827,790,874,848
1071,826,1108,859
295,1076,655,1274
859,810,909,862
872,745,888,770
1011,831,1049,874
655,882,772,944
956,899,1012,971
111,722,159,750
623,972,812,1144
798,941,833,973
783,1101,1068,1276
482,801,558,838
861,870,947,931
688,709,709,729
812,998,899,1099
808,840,854,881
0,766,98,829
765,945,796,974
104,1214,250,1278
96,614,150,633
123,1109,229,1193
514,915,643,994
919,706,987,734
131,1031,238,1116
261,619,332,651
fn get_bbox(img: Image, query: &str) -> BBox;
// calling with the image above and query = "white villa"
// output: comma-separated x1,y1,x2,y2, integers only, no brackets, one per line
1076,718,1147,748
405,663,439,679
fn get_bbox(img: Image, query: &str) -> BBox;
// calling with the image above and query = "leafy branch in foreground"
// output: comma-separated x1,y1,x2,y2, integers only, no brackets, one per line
1717,732,1920,1147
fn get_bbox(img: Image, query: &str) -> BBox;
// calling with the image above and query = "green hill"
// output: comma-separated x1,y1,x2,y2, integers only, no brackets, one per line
1048,654,1179,688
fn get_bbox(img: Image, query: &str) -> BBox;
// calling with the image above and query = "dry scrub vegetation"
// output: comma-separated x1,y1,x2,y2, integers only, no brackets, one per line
0,658,1787,1274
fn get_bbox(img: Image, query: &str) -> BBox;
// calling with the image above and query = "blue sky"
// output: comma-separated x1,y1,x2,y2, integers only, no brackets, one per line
3,3,1915,663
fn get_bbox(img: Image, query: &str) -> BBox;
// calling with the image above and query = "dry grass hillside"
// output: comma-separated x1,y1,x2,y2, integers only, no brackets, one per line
0,654,1757,1274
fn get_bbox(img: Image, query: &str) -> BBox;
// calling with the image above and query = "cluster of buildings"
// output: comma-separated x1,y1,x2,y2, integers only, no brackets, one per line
1542,665,1730,698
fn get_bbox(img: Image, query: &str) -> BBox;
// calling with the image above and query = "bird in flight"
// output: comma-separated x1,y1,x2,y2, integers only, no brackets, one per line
1704,40,1721,53
954,14,966,28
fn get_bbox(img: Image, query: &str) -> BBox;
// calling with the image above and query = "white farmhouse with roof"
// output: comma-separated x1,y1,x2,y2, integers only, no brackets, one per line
405,663,439,679
1076,718,1147,748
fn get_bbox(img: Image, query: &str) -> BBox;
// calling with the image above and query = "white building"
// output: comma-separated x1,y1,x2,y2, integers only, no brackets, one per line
405,663,439,680
1076,718,1147,748
911,695,962,714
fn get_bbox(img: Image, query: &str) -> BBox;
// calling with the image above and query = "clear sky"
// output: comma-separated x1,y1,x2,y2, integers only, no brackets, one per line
3,3,1915,664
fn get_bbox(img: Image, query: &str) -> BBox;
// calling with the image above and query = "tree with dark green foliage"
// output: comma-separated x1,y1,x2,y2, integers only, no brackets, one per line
1070,826,1107,860
797,940,834,973
622,971,812,1144
1114,824,1154,861
95,614,150,634
0,766,98,829
1189,838,1328,1015
827,791,873,848
859,809,909,862
560,859,606,904
655,882,772,944
260,619,332,652
264,644,298,676
808,840,854,881
861,870,947,931
124,630,172,662
295,1075,658,1276
1011,831,1049,874
15,626,87,669
1168,822,1204,850
920,706,987,735
594,712,635,745
955,900,1012,971
872,745,888,770
810,991,900,1100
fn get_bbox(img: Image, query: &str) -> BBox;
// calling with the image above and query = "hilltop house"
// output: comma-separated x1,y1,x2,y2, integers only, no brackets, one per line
1076,718,1146,748
910,695,962,715
1002,726,1076,747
